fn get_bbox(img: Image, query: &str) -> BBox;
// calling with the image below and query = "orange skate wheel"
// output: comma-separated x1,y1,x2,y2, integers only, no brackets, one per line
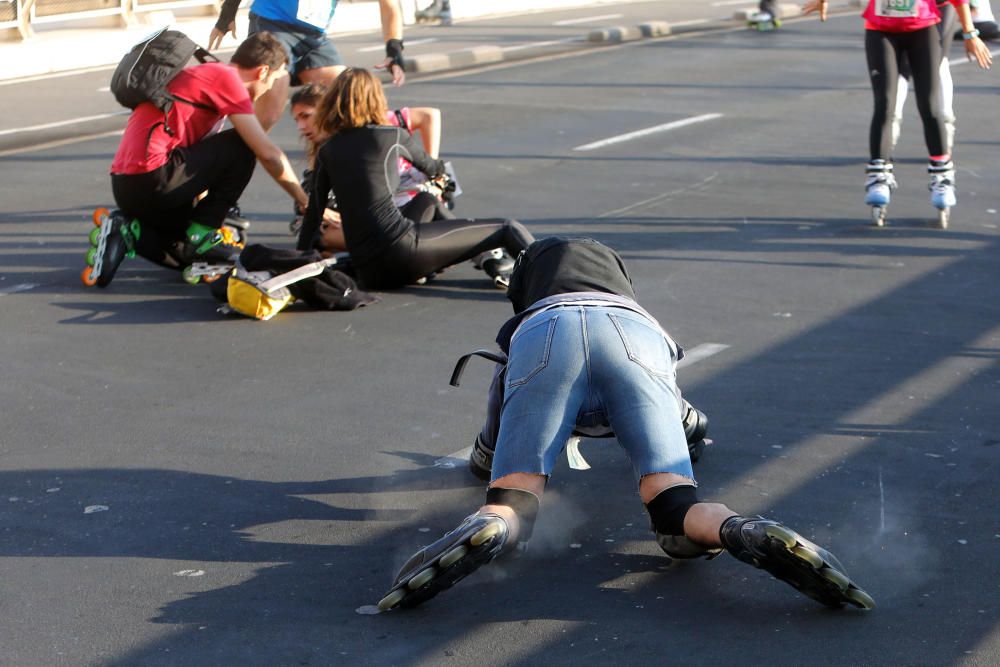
80,267,98,286
92,207,109,227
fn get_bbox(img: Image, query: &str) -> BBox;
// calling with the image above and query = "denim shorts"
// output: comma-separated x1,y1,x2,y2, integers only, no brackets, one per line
491,305,695,484
249,13,343,82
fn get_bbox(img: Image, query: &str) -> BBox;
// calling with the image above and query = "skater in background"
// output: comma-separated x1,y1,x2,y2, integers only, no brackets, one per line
963,0,1000,39
749,0,782,30
803,0,991,217
97,33,334,288
891,1,958,154
296,68,533,290
415,0,452,25
378,237,875,612
209,0,406,129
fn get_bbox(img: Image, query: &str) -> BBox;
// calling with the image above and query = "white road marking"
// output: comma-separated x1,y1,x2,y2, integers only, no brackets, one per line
949,48,1000,68
357,37,438,52
553,13,624,25
0,111,128,137
432,343,729,468
598,172,719,218
711,0,755,6
0,129,124,157
0,283,40,295
501,37,582,52
671,18,713,27
573,112,723,151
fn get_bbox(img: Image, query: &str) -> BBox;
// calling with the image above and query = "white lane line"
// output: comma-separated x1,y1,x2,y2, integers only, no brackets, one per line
357,37,438,52
711,0,754,6
501,37,583,52
0,129,124,157
432,342,729,468
677,343,730,369
0,283,40,295
553,13,624,25
0,111,128,137
949,48,1000,67
573,112,723,151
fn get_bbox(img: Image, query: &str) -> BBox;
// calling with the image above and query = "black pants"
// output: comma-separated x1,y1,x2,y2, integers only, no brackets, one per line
399,191,456,223
356,217,535,290
111,129,255,267
865,26,945,159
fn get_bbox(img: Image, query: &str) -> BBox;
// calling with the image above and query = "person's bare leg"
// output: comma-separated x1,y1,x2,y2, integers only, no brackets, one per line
481,472,546,540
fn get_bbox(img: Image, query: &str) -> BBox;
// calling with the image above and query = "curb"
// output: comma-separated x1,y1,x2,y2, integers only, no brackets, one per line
403,2,829,75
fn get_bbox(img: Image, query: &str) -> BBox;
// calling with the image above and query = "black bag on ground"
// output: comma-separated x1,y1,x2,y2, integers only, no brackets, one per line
238,244,378,311
110,28,217,133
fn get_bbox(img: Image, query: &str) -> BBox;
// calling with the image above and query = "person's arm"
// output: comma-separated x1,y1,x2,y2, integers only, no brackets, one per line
297,156,334,251
375,0,406,85
208,0,241,50
229,113,310,210
954,0,994,67
406,107,442,158
399,128,445,178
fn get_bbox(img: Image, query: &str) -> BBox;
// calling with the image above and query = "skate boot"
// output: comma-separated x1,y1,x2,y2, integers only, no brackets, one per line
469,433,494,482
181,222,244,284
480,250,516,289
223,206,250,245
864,160,896,226
378,512,510,611
415,0,444,23
928,159,956,228
719,515,875,609
748,11,780,30
681,399,710,462
82,208,141,288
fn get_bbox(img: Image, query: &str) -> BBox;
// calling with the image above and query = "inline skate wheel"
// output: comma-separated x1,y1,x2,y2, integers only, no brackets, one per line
846,586,876,610
871,206,887,227
80,266,98,287
181,266,201,285
85,247,97,267
93,207,109,227
820,567,851,591
470,522,503,547
439,544,469,569
937,208,949,230
88,227,102,246
407,567,436,591
377,588,406,612
791,544,824,569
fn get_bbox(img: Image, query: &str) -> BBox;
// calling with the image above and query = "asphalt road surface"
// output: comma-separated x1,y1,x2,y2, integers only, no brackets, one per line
1,10,999,667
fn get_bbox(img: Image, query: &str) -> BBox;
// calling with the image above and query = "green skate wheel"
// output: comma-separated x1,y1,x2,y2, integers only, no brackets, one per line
470,521,502,547
846,587,876,610
377,588,406,612
407,567,436,591
439,544,468,569
88,227,101,246
86,247,97,267
182,266,201,285
819,567,850,591
790,544,824,569
763,524,798,549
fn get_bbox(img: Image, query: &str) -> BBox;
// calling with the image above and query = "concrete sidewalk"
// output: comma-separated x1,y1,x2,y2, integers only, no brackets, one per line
0,0,819,82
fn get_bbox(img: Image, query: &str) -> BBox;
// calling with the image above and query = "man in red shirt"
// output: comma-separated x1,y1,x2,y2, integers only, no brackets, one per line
98,32,316,287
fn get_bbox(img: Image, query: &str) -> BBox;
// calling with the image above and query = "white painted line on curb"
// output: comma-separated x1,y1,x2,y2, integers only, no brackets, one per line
0,111,129,137
432,343,729,468
0,283,40,295
501,37,582,52
553,13,623,25
573,112,723,151
671,18,713,27
357,37,438,52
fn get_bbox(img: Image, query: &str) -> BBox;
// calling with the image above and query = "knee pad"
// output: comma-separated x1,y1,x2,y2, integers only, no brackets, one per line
646,485,722,559
485,487,540,543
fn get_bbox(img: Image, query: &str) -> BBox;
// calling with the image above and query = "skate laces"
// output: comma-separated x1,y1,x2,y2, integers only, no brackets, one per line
865,161,895,190
928,160,955,193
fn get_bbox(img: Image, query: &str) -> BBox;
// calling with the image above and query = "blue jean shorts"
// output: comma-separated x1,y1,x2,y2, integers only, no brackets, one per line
491,305,695,484
249,13,343,82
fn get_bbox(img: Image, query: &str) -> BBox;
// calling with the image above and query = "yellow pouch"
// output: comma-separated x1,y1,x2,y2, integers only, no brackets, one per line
226,269,293,321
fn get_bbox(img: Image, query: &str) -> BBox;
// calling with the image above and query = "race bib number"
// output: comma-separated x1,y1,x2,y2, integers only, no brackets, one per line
875,0,919,18
296,0,334,29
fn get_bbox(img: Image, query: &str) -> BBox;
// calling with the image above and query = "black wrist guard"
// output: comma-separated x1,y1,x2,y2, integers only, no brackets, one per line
385,38,405,70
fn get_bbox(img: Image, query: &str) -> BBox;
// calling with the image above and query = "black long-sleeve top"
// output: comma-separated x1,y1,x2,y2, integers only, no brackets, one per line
296,125,446,265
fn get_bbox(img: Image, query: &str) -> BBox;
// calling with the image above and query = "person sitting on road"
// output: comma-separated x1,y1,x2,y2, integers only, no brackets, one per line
209,0,406,130
288,83,453,256
377,237,875,613
98,32,335,288
296,68,533,290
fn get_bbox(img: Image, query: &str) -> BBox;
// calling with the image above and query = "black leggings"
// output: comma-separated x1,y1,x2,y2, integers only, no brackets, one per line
399,191,456,223
356,218,535,290
111,129,256,268
865,26,945,159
